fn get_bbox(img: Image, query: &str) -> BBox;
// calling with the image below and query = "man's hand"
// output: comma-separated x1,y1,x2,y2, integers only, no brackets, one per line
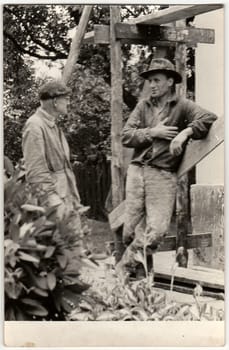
150,118,179,140
169,127,193,156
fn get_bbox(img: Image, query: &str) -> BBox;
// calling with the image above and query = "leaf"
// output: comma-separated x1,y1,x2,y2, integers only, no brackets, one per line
81,257,98,269
70,312,90,321
131,307,148,321
33,287,49,297
5,280,23,299
44,246,56,258
34,276,48,290
19,222,34,238
47,272,56,291
21,204,45,214
9,222,20,242
5,241,20,255
25,304,49,317
96,311,117,321
57,254,68,269
21,298,45,307
18,251,39,263
175,305,191,320
65,280,89,293
79,300,93,311
60,297,74,313
4,239,13,248
134,250,145,266
61,289,81,308
5,306,17,320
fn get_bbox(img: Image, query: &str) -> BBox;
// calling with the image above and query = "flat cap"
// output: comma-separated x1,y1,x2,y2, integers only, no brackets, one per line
39,80,72,100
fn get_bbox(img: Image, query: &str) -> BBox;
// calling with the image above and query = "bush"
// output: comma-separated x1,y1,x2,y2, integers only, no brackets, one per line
4,167,92,320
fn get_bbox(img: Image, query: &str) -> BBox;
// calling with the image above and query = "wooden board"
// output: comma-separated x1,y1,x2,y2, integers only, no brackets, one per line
129,4,223,26
110,6,125,208
154,259,224,290
115,23,215,44
62,6,92,83
84,23,214,46
178,116,224,177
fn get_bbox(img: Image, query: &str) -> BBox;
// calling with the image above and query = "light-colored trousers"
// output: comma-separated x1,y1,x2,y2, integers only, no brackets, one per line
120,164,177,269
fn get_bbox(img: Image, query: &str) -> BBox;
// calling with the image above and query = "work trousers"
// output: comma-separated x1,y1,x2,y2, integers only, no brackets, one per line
120,164,177,269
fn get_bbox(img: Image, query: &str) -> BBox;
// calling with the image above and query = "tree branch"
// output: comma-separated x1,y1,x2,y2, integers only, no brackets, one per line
4,30,67,60
4,6,69,58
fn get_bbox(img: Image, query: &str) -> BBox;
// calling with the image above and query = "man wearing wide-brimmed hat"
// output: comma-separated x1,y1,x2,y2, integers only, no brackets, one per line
116,58,217,281
22,80,84,233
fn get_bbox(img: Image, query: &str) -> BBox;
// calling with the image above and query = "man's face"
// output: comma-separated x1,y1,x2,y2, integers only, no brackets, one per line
148,73,174,98
54,95,70,115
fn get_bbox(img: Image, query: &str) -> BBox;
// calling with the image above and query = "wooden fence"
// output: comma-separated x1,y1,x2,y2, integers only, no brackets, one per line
73,156,111,220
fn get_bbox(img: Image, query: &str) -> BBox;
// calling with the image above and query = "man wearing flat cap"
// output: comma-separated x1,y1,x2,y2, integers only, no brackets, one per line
22,80,82,229
116,58,217,281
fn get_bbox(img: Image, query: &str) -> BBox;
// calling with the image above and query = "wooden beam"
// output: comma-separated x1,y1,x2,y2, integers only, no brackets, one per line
175,19,189,267
129,4,223,26
110,6,125,209
154,259,224,291
154,282,224,298
178,116,224,177
110,6,125,263
83,24,212,45
62,6,93,83
115,23,215,44
158,233,212,252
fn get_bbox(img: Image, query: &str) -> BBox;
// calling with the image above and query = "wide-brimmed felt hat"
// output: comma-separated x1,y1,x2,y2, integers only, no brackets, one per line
39,80,72,100
140,58,182,84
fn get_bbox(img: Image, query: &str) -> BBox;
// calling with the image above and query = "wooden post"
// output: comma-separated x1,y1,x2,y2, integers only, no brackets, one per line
110,6,124,207
175,20,189,267
110,6,125,261
62,6,93,84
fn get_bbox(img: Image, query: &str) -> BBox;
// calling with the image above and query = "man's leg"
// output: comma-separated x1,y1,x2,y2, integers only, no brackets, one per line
116,164,145,270
122,164,145,245
144,167,177,248
118,167,177,275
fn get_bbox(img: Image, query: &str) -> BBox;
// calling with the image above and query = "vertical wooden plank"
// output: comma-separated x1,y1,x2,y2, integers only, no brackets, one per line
62,6,93,84
191,185,224,271
110,6,125,208
110,6,125,261
175,20,189,267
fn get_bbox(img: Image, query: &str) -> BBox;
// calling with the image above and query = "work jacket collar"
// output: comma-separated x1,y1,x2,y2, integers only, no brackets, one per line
38,107,56,128
146,94,178,107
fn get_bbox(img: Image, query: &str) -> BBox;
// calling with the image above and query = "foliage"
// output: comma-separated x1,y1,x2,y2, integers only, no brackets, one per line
4,168,93,320
68,261,224,321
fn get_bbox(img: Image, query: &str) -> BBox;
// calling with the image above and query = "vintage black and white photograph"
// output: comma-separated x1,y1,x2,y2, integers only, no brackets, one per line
3,2,224,347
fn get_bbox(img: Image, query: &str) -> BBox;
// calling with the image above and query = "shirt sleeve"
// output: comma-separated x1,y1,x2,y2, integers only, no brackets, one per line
184,99,218,139
122,101,153,148
22,122,62,206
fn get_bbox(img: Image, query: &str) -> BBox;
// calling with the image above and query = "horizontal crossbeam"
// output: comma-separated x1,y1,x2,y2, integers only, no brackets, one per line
158,232,212,252
115,23,215,44
84,24,214,45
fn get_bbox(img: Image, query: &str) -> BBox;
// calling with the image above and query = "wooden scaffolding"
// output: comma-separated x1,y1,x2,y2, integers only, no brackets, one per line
64,4,224,289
